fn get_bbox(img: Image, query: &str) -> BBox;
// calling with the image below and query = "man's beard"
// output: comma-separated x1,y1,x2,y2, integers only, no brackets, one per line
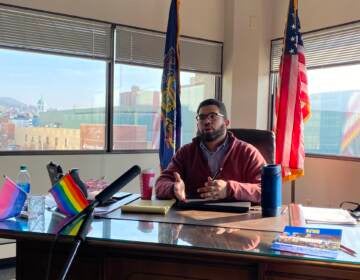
198,123,226,142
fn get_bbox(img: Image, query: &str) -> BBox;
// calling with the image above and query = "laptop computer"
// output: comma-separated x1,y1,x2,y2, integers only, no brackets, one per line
175,199,251,213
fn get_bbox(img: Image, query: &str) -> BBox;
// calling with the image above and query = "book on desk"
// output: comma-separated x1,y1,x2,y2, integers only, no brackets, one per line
120,198,176,215
120,198,251,215
271,226,342,258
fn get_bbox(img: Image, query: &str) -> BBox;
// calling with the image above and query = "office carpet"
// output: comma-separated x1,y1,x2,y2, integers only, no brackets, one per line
0,266,15,280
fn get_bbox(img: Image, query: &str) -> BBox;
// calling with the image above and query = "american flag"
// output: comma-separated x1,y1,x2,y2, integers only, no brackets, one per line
159,0,181,170
275,0,311,181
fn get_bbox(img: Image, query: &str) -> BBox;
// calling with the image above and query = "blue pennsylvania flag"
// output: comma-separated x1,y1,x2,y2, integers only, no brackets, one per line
160,0,181,170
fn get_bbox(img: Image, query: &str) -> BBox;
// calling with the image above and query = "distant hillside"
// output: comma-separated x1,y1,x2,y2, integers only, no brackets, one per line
0,97,26,108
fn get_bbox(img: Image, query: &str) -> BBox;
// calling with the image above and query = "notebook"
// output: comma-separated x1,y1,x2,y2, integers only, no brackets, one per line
121,198,176,215
175,199,251,213
300,206,357,225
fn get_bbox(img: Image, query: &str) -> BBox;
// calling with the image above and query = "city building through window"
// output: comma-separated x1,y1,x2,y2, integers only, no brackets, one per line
0,5,222,153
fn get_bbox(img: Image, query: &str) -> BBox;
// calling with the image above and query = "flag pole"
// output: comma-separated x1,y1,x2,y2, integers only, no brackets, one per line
159,0,181,171
275,0,311,200
291,180,296,203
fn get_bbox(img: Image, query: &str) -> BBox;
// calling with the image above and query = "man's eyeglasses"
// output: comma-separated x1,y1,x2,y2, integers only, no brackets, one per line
196,112,224,122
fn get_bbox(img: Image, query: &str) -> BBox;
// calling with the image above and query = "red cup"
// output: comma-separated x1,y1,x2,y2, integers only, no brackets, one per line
140,169,155,200
137,221,154,233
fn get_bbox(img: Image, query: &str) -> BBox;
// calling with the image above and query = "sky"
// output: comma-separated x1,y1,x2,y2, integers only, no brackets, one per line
308,64,360,94
0,48,194,110
2,48,360,111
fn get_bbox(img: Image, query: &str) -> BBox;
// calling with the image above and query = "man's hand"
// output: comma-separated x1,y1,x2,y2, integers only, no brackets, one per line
197,177,228,200
173,172,186,201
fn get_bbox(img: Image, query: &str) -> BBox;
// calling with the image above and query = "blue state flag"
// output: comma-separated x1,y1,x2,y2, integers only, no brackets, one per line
160,0,181,170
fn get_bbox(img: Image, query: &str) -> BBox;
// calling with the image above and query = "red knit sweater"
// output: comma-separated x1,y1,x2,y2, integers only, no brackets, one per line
155,132,266,203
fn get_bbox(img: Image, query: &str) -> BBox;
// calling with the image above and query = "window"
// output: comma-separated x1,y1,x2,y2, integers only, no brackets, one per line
305,65,360,156
113,64,216,150
0,49,107,151
270,21,360,158
0,5,222,153
0,5,110,152
113,26,222,151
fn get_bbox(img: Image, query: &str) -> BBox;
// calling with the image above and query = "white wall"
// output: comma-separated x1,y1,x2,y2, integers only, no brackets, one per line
223,0,270,130
0,154,159,194
271,0,360,37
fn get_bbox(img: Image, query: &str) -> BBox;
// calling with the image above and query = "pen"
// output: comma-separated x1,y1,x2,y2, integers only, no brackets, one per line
340,244,357,257
211,168,223,181
47,207,67,218
281,206,288,215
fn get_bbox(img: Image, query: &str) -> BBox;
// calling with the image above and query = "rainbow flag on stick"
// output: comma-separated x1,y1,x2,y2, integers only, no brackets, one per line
49,173,89,216
0,176,27,220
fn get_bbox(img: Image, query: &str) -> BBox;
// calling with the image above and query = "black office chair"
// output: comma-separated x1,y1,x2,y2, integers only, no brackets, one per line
228,128,275,164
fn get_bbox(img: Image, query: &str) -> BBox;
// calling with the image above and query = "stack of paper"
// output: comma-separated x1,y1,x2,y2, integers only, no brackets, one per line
121,199,176,215
301,206,357,225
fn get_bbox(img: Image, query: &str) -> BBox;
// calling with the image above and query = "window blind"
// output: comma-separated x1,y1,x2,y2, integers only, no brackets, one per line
0,5,112,59
271,21,360,73
115,26,222,74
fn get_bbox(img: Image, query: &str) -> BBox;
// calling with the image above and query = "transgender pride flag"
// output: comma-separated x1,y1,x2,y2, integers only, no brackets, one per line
0,176,27,220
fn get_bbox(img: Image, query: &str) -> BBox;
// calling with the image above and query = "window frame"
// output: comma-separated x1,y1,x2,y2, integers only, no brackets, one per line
0,4,223,155
269,19,360,162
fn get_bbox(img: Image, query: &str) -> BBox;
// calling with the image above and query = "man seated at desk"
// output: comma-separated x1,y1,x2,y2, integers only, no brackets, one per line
155,98,266,204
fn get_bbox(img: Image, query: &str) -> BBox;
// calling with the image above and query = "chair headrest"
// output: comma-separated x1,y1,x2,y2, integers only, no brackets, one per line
228,128,275,164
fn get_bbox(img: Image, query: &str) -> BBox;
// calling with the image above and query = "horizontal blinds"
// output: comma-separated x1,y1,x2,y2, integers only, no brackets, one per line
181,37,222,74
0,5,222,72
271,21,360,72
116,26,222,74
0,5,112,59
270,39,283,73
116,28,164,67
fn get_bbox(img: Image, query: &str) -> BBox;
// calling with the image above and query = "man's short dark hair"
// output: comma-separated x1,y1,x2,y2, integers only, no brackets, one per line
196,98,228,119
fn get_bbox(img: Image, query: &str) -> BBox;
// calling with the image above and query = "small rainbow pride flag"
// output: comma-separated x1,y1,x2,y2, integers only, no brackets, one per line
49,173,89,216
48,213,85,236
0,176,27,220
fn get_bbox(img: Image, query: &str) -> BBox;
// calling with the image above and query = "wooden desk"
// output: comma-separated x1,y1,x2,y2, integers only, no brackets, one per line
0,210,359,280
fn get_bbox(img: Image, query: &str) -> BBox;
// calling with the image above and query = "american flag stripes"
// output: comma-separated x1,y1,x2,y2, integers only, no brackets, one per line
275,0,311,181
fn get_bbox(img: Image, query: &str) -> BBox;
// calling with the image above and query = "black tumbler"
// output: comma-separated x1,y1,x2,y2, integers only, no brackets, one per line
261,164,282,217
